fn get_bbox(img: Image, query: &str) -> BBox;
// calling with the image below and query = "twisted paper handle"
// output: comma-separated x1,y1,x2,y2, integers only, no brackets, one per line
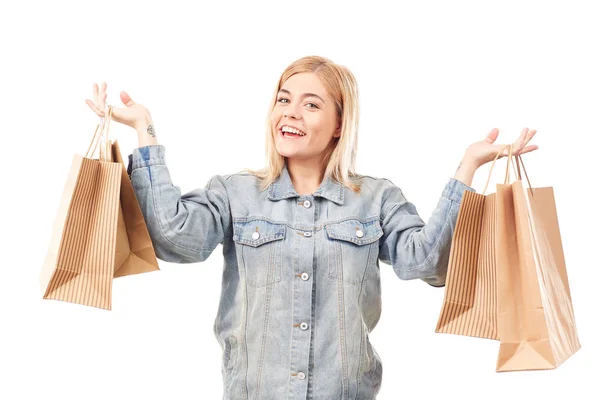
85,104,114,162
482,143,534,195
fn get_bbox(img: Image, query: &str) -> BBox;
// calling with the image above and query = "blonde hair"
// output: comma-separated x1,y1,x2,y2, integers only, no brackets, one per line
240,55,362,193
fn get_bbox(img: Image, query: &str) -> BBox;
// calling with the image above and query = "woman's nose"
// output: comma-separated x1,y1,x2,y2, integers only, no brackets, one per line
284,109,299,119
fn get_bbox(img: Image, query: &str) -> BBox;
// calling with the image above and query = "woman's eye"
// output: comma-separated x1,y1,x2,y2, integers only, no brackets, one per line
277,98,318,109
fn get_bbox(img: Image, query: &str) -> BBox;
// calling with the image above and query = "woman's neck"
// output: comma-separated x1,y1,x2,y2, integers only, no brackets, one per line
286,158,326,196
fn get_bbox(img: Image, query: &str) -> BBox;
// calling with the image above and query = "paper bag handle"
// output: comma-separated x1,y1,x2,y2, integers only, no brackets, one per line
481,143,533,195
514,153,534,195
505,147,534,195
482,144,513,194
85,104,113,162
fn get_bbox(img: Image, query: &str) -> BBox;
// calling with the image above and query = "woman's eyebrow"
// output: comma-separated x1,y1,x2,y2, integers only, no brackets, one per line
278,88,325,103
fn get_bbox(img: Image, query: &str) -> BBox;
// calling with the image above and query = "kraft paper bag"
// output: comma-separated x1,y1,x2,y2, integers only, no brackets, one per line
40,105,160,310
435,144,580,371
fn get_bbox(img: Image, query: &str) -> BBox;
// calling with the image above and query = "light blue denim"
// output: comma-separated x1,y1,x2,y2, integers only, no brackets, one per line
128,144,475,399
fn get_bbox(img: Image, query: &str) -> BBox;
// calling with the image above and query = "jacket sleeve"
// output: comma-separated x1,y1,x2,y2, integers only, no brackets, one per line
378,178,475,287
128,144,231,264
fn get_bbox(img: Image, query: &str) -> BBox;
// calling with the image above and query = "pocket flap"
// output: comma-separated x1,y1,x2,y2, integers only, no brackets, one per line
325,218,383,246
233,219,286,247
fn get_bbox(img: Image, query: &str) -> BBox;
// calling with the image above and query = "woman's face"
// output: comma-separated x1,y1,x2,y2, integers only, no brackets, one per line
271,72,340,161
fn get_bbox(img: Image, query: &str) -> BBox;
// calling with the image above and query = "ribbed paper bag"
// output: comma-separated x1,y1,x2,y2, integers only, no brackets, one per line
40,105,160,310
435,144,580,371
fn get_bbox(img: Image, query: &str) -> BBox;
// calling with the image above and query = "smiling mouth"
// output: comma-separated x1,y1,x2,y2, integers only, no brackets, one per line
280,128,307,138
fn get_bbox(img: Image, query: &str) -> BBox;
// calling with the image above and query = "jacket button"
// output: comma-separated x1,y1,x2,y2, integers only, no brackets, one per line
300,322,308,330
355,229,364,238
297,371,306,380
252,231,260,240
303,231,312,237
301,272,309,281
303,200,311,208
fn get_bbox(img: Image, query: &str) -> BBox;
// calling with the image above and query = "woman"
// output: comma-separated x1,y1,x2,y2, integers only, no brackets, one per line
86,56,538,399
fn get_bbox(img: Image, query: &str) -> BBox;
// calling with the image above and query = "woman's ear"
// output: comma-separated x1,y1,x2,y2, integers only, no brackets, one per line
334,123,341,138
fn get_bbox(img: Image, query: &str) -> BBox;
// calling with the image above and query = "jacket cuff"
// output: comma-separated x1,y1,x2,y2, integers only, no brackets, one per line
131,145,166,171
442,178,476,204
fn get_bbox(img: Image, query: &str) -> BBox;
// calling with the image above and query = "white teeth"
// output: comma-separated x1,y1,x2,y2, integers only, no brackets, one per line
281,126,306,136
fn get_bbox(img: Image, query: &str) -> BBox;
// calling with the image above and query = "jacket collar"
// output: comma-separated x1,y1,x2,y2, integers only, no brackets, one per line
267,162,344,205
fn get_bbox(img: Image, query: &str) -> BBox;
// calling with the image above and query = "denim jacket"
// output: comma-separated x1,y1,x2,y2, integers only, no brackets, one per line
128,145,475,400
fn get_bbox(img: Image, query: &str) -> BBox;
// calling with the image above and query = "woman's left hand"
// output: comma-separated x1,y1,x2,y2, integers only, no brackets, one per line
463,127,539,168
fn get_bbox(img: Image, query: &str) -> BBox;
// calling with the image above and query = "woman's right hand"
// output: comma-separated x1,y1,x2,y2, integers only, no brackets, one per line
85,82,153,130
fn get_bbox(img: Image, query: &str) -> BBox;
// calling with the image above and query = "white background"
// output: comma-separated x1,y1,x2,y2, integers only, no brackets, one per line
1,0,598,399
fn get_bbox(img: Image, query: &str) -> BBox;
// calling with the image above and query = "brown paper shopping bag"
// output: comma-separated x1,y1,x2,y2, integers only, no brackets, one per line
435,144,580,371
40,105,160,310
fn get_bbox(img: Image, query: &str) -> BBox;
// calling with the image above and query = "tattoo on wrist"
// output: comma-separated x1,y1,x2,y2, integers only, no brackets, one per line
147,124,156,137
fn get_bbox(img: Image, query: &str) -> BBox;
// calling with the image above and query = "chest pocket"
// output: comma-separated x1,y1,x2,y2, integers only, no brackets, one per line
326,218,384,285
233,218,286,288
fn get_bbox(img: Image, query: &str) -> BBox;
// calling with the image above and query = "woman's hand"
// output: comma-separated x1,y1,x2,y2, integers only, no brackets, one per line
85,82,153,130
463,127,539,169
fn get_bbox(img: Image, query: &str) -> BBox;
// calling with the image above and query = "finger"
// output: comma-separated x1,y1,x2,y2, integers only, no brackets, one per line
514,127,529,150
514,144,538,155
519,127,529,145
85,99,97,114
92,98,105,117
100,92,107,112
86,98,101,112
484,128,499,144
85,99,104,117
120,91,135,107
93,83,98,104
99,82,107,111
523,129,537,146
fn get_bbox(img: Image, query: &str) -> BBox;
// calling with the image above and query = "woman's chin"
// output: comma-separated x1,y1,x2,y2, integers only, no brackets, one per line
275,144,304,158
276,149,297,157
